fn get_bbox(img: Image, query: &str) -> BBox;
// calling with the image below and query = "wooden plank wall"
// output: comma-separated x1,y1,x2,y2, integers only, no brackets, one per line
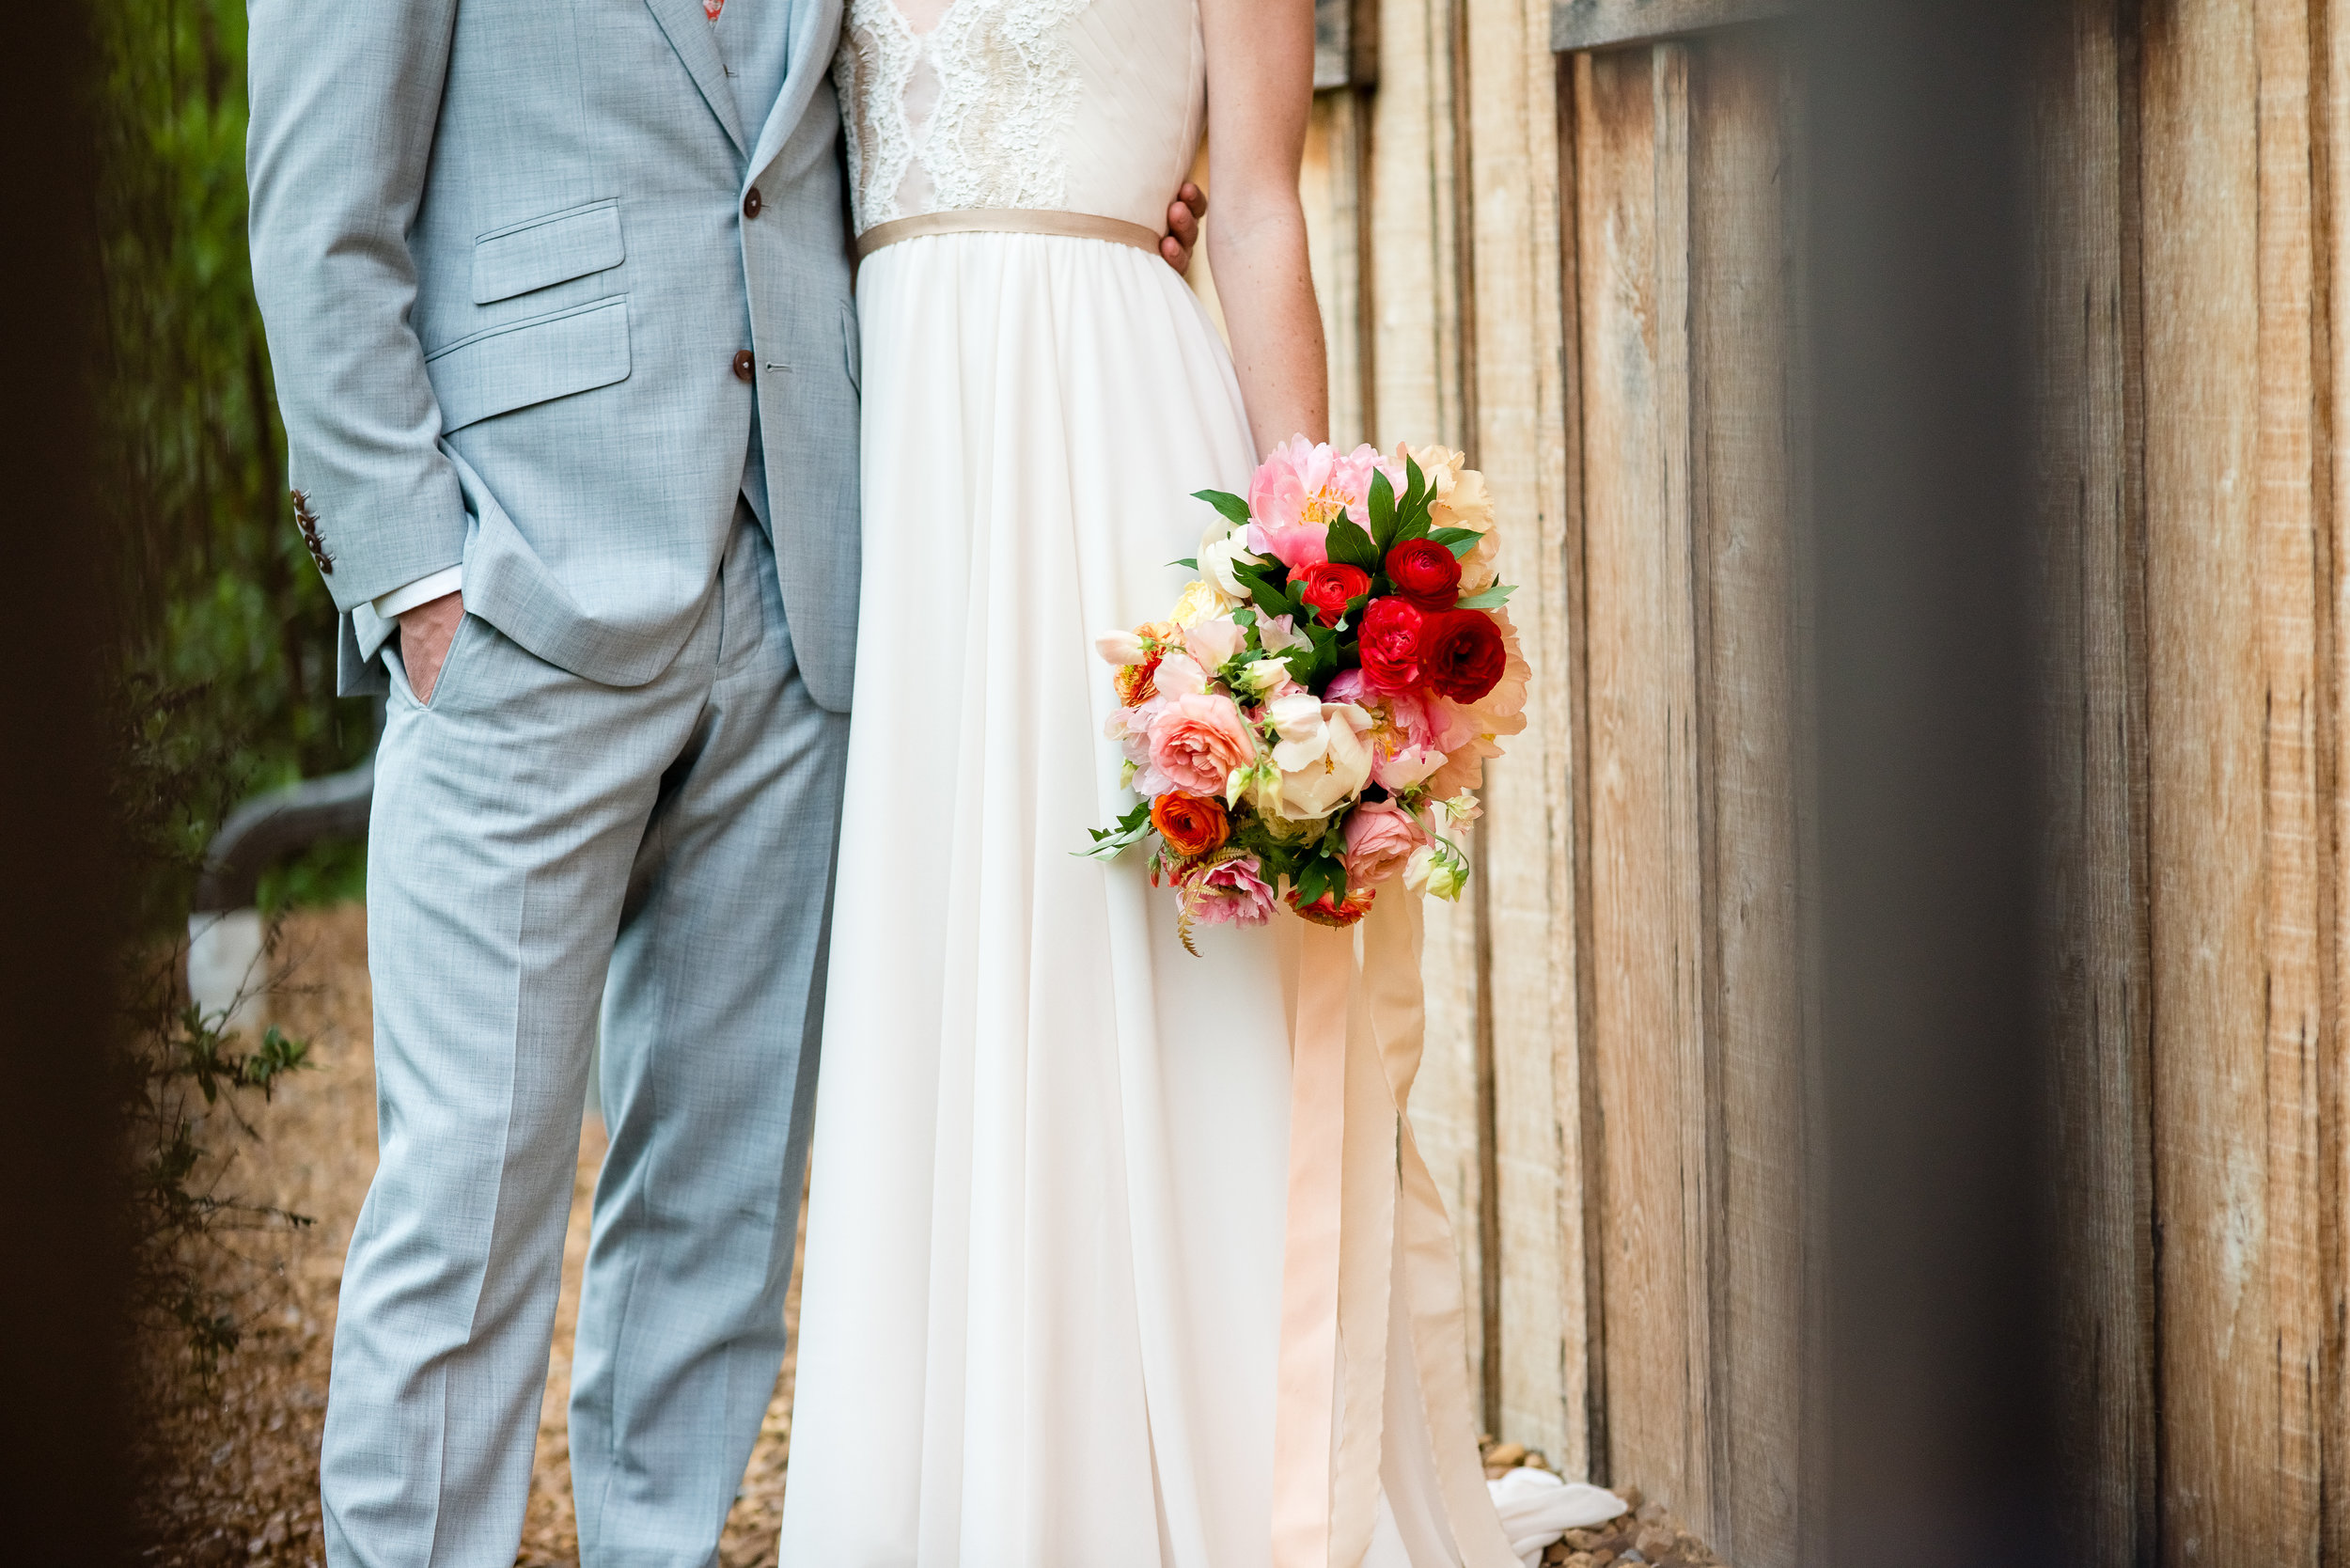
1322,5,1810,1558
1306,2,2350,1561
1564,29,1810,1560
2032,0,2350,1561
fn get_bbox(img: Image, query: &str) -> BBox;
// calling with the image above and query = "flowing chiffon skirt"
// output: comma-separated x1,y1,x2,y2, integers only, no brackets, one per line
778,230,1460,1568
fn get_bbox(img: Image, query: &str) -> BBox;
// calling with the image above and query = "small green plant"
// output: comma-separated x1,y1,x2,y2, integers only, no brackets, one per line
126,1002,314,1372
113,676,318,1375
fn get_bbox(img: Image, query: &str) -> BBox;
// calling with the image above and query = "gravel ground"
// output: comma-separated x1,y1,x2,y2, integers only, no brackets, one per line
131,905,797,1568
1535,1493,1724,1568
132,904,1715,1568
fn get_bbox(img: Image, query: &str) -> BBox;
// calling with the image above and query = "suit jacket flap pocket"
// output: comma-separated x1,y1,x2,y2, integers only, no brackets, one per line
429,297,631,434
472,200,624,305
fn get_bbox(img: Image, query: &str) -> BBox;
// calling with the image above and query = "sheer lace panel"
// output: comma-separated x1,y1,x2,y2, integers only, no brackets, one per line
837,0,1094,233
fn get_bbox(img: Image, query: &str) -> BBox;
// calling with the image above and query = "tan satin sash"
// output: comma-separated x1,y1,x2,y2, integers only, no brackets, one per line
854,208,1166,259
1274,897,1522,1568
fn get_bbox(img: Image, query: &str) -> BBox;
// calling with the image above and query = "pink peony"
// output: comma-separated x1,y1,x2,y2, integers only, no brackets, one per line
1185,854,1277,927
1148,693,1258,798
1341,801,1430,887
1245,438,1398,569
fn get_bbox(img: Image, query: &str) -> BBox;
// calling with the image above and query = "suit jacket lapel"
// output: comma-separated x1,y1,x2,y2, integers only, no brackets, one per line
645,0,749,159
744,0,842,186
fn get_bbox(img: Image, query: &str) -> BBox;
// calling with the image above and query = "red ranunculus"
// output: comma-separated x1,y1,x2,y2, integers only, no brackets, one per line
1419,608,1506,703
1385,539,1462,610
1356,597,1427,693
1290,560,1372,626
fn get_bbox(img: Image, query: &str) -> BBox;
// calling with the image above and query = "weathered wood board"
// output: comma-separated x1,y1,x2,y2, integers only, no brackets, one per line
1465,0,1585,1479
1686,35,1805,1566
1574,39,1715,1523
2027,3,2156,1564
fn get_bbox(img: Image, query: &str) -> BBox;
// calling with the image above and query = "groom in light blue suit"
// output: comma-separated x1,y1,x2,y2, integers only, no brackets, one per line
248,1,863,1562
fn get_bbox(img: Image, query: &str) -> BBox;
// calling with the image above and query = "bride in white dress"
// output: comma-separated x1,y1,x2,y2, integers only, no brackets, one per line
780,3,1514,1563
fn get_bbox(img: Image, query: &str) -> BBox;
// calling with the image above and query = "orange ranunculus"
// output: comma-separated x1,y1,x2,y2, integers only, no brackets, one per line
1116,651,1164,707
1151,791,1231,859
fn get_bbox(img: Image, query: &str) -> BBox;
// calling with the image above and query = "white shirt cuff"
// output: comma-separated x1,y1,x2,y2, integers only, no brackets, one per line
372,565,464,620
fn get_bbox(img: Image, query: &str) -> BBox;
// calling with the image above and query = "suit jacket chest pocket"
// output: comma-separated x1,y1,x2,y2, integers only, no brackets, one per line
472,199,625,305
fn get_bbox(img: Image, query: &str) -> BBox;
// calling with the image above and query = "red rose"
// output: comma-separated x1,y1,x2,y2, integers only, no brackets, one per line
1291,883,1376,928
1291,560,1372,626
1420,608,1506,703
1385,539,1462,610
1356,597,1427,693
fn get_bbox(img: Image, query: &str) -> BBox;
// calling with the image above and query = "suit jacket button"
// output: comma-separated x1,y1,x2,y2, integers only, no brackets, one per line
733,350,756,383
744,186,763,219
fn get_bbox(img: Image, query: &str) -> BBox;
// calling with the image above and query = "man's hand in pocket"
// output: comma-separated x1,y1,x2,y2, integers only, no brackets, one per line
399,591,464,703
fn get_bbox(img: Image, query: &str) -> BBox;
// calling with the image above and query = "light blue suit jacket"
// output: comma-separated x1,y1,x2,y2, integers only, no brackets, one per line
248,0,859,712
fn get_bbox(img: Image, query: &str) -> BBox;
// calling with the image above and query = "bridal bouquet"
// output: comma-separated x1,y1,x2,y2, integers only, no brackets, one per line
1086,439,1529,947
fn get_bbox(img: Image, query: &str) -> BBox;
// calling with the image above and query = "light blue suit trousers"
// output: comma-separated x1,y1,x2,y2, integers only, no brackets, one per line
325,520,846,1566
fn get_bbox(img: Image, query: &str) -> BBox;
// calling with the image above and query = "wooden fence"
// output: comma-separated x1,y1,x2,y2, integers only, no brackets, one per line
1285,0,2350,1562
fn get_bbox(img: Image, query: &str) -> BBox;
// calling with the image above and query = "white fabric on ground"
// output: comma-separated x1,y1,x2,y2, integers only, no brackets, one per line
1485,1468,1629,1568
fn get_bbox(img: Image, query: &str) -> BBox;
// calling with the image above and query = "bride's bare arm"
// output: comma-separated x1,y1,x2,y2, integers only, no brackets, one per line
1198,0,1327,451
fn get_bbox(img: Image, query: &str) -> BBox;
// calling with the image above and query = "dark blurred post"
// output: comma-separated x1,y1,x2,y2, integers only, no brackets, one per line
0,8,131,1560
1806,2,2058,1564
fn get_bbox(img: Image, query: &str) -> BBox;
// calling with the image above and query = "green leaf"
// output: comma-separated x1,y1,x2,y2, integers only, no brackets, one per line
1455,583,1516,610
1193,488,1253,527
1325,518,1380,572
1292,855,1337,908
1244,566,1301,620
1077,798,1156,862
1171,557,1198,571
1399,455,1427,531
1428,526,1484,559
1310,622,1345,686
1367,470,1398,551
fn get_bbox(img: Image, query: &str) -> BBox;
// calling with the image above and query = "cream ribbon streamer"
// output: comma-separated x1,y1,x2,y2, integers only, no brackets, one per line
1272,895,1522,1568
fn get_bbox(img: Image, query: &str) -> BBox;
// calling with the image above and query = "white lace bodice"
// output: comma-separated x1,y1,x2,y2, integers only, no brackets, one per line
835,0,1206,238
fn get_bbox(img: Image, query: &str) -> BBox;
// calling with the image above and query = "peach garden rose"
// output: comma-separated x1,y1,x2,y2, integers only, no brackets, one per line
1147,693,1258,798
